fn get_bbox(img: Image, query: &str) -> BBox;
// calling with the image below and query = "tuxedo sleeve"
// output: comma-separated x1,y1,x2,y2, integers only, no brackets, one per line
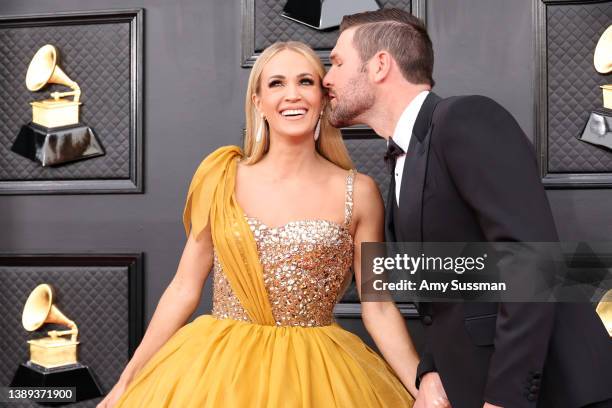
438,96,558,407
415,348,436,389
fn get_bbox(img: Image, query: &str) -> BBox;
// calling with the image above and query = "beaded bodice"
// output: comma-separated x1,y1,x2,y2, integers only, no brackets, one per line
212,170,356,327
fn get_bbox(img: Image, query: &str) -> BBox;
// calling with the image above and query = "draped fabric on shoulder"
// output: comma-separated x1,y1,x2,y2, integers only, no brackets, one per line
182,146,275,326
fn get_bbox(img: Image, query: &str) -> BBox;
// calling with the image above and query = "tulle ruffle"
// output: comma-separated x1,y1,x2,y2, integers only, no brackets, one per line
115,315,413,407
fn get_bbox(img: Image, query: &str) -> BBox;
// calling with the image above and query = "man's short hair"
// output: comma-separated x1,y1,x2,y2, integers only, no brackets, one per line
340,8,434,87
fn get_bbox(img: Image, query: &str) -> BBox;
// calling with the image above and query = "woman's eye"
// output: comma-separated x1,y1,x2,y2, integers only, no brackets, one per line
300,78,314,85
269,80,283,87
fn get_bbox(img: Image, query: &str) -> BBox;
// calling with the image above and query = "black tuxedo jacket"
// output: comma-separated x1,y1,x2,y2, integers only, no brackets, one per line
385,93,612,408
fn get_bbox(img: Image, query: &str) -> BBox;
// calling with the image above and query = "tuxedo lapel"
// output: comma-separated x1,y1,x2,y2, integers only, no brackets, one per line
384,176,397,242
396,92,442,242
397,126,428,241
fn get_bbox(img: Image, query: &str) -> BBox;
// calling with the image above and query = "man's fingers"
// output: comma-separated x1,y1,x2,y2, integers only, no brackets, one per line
434,396,450,408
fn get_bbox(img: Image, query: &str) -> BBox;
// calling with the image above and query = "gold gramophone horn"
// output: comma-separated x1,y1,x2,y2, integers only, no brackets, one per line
594,25,612,110
25,44,80,102
21,284,80,369
22,283,77,339
594,25,612,74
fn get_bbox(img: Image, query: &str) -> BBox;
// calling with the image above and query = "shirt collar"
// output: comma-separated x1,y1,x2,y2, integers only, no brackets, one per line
390,90,430,152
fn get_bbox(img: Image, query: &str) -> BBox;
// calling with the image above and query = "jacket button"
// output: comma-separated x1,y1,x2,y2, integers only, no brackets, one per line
422,315,433,325
527,393,536,401
530,385,538,392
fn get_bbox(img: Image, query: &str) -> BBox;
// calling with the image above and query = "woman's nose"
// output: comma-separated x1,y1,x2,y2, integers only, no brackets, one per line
284,83,301,101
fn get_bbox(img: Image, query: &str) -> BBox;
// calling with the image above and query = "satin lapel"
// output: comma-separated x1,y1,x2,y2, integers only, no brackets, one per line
384,176,396,242
398,130,428,241
397,92,441,242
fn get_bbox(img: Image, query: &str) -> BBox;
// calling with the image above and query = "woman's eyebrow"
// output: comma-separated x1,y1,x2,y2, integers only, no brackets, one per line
267,73,313,81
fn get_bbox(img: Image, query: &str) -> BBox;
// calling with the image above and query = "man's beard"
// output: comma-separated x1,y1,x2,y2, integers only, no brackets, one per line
328,73,375,128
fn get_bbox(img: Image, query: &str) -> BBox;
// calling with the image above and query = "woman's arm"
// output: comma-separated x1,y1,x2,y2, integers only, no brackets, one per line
121,224,214,382
352,174,420,397
97,224,214,407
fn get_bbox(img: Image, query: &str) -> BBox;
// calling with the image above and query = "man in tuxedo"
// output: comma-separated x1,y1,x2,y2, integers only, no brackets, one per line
324,8,612,408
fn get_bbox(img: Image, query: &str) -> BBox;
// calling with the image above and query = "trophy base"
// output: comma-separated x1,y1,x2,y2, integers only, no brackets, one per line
601,85,612,110
579,108,612,151
28,337,79,369
10,361,103,404
31,99,80,128
282,0,380,30
11,122,105,167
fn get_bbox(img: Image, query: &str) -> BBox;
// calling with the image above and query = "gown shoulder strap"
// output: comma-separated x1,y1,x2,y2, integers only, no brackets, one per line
343,169,356,228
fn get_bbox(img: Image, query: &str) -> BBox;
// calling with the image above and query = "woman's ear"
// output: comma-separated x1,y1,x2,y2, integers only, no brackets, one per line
252,93,262,114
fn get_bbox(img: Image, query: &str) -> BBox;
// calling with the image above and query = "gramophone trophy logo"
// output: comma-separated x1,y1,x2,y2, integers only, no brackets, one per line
579,25,612,150
281,0,380,30
10,44,105,167
10,284,102,402
596,289,612,337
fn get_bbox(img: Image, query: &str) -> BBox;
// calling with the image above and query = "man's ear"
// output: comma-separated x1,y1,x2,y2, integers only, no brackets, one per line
370,51,392,83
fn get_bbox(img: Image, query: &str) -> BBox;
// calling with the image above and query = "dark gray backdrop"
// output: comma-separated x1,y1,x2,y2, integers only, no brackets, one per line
1,0,609,385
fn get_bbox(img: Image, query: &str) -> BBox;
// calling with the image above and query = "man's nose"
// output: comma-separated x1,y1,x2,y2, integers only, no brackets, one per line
323,71,332,89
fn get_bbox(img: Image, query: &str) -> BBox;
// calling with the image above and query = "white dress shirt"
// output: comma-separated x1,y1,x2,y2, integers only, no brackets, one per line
389,90,430,204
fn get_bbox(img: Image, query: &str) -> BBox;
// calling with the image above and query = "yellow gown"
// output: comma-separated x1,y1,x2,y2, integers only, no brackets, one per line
115,146,414,407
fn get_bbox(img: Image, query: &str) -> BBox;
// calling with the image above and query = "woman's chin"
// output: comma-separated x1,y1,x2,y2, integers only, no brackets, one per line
270,128,315,141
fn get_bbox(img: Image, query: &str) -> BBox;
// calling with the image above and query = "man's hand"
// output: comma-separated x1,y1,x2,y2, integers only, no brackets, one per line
414,372,450,408
483,403,503,408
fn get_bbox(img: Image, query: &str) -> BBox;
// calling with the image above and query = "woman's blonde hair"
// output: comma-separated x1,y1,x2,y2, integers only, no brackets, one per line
243,41,354,170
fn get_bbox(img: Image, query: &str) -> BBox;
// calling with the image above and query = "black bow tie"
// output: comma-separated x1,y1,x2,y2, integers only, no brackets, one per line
384,138,405,174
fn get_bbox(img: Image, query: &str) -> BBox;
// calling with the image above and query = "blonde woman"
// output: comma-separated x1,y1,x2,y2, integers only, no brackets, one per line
99,42,417,408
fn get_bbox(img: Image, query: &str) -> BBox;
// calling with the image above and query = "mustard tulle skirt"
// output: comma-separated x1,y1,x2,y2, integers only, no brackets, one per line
115,315,414,407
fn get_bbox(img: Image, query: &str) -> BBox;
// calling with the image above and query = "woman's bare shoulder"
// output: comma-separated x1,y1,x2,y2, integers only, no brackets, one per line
319,161,381,199
352,172,384,220
353,172,381,196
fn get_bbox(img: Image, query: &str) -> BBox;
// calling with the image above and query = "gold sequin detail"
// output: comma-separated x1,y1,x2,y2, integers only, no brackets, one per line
344,169,355,227
211,251,250,322
212,169,356,327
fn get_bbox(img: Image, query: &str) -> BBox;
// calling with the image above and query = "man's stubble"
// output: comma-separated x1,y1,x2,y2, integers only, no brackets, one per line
328,71,375,128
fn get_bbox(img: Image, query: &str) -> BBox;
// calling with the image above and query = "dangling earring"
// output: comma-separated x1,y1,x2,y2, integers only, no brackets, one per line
314,111,323,141
255,114,265,143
